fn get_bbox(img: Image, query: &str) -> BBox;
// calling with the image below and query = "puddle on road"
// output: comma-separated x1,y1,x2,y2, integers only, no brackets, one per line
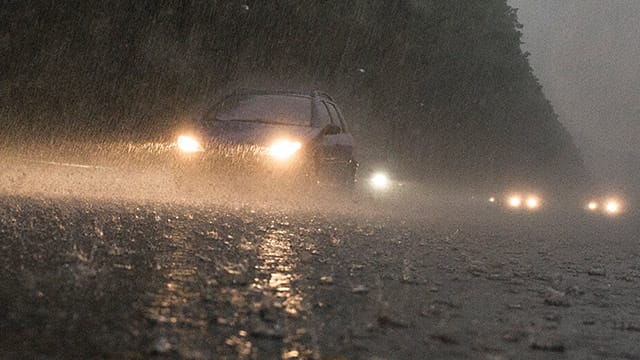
144,227,213,358
251,227,317,359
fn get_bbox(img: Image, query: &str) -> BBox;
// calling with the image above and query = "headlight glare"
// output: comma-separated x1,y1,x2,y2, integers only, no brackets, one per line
177,135,202,153
604,199,621,214
526,196,540,209
508,195,522,208
585,196,625,216
268,139,302,160
370,172,390,190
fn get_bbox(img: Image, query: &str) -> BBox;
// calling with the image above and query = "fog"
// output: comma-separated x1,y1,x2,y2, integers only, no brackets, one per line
509,0,640,186
0,142,501,228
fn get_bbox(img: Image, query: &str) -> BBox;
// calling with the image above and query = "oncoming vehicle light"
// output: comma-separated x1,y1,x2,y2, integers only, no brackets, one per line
370,172,390,190
585,196,626,216
177,135,202,153
268,139,302,160
508,195,522,208
604,199,621,215
526,196,540,209
505,193,542,211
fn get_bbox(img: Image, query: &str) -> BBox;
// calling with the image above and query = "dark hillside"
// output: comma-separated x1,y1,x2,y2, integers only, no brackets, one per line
0,0,586,187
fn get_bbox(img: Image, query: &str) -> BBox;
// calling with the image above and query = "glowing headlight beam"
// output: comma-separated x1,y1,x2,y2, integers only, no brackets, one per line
508,195,522,208
268,140,302,160
177,135,202,153
604,200,621,215
526,196,540,209
370,172,390,190
587,201,598,211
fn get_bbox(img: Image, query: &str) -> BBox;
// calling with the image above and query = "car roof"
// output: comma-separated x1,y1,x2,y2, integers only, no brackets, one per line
231,88,336,102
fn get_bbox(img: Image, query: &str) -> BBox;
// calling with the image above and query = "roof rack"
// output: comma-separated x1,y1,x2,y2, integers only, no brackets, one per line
312,90,335,102
231,88,334,101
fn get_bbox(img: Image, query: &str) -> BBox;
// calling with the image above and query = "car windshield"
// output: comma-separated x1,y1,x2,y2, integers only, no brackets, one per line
214,94,312,126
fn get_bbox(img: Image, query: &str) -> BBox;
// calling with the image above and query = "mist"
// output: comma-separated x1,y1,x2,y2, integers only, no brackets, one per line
509,0,640,190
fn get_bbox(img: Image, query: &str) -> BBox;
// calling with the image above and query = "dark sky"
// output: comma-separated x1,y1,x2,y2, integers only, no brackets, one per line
509,0,640,156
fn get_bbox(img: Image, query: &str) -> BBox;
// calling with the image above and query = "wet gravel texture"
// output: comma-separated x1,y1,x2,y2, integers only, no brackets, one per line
1,161,640,359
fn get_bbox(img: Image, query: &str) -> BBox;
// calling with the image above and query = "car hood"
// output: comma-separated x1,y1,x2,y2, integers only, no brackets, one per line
202,121,321,147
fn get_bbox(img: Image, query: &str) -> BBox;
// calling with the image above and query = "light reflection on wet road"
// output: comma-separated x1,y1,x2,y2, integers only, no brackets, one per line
253,226,317,359
145,223,211,358
130,209,320,359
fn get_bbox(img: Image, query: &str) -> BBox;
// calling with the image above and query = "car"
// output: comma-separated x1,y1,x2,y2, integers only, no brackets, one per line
172,89,357,189
583,195,625,216
486,190,544,212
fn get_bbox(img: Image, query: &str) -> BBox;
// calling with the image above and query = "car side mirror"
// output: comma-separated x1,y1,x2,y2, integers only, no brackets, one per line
322,124,341,135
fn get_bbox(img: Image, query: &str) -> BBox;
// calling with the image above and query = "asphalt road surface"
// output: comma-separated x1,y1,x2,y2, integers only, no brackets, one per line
1,159,640,359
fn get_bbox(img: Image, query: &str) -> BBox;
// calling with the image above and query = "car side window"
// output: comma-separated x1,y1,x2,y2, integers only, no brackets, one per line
316,100,332,128
325,102,347,133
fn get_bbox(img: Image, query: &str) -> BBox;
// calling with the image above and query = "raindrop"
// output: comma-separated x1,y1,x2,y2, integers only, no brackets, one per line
150,336,172,354
319,276,334,285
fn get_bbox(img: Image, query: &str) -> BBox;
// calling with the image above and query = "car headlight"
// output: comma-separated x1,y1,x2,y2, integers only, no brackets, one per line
268,139,302,160
526,196,541,209
604,199,621,215
177,135,202,153
586,201,599,211
370,172,390,190
507,195,522,208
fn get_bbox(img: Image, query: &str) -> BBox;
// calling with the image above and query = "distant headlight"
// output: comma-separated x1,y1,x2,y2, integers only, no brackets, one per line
507,195,522,208
370,172,390,190
526,196,541,209
604,199,621,215
177,135,202,153
268,139,302,160
585,197,625,216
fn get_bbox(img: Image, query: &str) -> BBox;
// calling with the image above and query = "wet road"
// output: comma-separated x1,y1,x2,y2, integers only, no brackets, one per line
1,161,640,359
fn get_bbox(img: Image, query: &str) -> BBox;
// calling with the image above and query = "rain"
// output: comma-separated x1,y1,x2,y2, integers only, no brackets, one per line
1,1,639,359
